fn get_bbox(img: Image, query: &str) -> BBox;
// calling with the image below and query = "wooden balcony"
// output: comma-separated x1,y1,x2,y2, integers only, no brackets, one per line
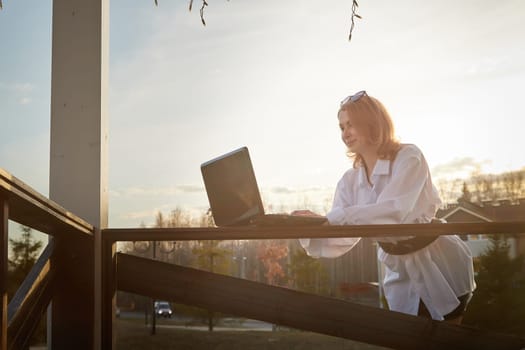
2,166,525,349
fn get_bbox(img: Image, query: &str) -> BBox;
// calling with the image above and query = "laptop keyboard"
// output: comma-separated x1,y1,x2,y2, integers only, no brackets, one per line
251,214,327,226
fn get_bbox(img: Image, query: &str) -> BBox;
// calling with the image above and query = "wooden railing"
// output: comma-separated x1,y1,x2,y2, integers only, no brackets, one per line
0,168,93,350
2,166,525,350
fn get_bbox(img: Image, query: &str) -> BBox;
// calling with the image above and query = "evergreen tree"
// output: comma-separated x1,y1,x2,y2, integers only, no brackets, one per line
288,248,329,295
8,225,46,345
8,225,43,298
459,181,472,202
191,210,229,331
463,235,525,335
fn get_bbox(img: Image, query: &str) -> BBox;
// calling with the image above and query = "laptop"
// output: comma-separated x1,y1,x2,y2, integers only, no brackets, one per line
200,147,327,227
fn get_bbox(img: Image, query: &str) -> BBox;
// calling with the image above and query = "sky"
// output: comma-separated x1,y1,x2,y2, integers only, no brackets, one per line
1,0,525,237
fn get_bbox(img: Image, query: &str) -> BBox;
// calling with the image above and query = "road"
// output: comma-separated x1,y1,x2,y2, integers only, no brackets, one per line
118,311,276,332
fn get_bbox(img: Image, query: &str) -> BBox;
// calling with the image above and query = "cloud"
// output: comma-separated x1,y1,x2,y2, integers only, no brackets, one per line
264,186,333,195
267,186,295,195
120,208,160,220
463,54,525,81
0,82,35,105
118,204,209,226
0,82,35,92
260,185,335,215
18,97,31,105
13,83,35,93
111,185,204,198
431,157,490,179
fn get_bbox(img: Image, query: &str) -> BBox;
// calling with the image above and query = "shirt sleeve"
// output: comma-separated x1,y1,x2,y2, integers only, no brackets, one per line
327,146,432,225
299,176,360,258
299,237,361,258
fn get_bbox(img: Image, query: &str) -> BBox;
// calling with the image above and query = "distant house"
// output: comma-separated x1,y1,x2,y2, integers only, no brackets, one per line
436,198,525,258
321,238,379,292
288,238,379,306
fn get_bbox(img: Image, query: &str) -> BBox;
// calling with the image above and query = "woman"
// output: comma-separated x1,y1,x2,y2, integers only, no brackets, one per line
298,91,476,323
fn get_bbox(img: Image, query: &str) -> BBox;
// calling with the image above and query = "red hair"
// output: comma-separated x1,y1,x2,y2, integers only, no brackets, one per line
338,94,400,168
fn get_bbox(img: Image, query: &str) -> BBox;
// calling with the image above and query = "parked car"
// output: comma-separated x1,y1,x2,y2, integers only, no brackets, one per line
154,301,173,318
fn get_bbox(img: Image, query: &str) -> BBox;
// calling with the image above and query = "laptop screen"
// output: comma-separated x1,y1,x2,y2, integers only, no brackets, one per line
201,147,265,226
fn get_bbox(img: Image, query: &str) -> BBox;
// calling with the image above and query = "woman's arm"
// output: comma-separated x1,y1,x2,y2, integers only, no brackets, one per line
298,175,360,258
327,146,438,225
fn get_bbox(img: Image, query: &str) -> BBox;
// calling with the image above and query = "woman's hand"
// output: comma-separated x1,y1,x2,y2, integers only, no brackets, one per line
291,209,323,217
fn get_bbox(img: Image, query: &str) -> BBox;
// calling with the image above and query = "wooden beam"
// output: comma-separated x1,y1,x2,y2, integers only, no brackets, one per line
0,168,92,238
116,253,525,350
0,191,8,350
103,221,525,243
7,242,56,350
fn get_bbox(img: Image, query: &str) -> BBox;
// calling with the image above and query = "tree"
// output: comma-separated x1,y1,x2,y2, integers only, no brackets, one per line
288,247,329,295
458,181,471,202
192,240,231,331
256,240,289,286
191,209,230,331
438,169,525,205
8,225,43,298
168,207,192,228
191,209,230,274
463,235,525,335
8,225,45,344
155,210,166,228
192,240,231,275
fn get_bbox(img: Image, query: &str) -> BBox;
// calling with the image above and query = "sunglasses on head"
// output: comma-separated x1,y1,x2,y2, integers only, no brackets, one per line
340,90,367,106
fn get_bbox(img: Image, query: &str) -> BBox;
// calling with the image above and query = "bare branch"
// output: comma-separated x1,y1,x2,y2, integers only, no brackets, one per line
188,0,209,26
200,0,208,26
131,1,358,41
349,0,362,41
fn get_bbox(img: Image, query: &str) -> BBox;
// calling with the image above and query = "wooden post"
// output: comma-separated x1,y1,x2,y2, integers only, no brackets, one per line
151,242,157,336
49,0,109,348
100,237,115,350
0,193,8,350
94,228,102,349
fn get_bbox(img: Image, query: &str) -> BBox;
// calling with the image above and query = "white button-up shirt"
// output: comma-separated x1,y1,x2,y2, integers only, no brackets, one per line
300,144,476,320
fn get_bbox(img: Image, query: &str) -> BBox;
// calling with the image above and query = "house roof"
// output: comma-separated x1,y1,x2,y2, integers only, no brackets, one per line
437,198,525,222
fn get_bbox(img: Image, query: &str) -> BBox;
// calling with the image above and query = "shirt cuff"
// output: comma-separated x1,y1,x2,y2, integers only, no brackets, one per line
326,207,348,225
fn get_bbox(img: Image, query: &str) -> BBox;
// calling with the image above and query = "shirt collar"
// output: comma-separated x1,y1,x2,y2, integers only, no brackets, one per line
358,159,391,187
372,159,391,176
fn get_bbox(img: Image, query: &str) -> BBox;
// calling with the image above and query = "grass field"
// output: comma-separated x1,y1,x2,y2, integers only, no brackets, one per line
115,318,391,350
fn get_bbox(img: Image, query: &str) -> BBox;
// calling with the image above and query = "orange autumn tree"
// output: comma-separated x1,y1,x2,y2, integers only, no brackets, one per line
257,240,289,286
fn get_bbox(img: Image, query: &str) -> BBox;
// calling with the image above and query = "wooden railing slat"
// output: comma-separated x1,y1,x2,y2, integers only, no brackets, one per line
116,253,525,350
7,241,55,321
7,241,56,350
